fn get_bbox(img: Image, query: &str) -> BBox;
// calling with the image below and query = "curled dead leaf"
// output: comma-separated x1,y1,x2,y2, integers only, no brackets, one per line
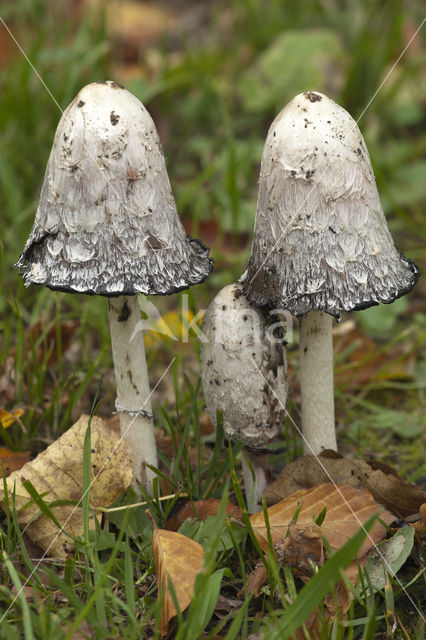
264,451,425,517
413,503,426,537
0,408,25,429
275,521,324,578
0,415,132,556
152,526,204,636
245,561,269,597
251,483,394,558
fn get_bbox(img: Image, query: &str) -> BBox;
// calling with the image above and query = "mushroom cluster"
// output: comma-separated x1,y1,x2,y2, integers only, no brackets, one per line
16,82,419,509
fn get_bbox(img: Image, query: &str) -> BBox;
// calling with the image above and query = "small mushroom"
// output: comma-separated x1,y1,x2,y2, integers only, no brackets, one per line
200,283,287,511
16,81,213,492
243,90,419,454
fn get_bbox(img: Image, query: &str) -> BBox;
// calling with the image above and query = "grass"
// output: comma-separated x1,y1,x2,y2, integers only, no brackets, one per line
0,0,425,637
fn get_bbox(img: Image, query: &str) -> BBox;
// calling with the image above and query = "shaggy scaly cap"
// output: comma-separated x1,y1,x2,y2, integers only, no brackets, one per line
17,81,212,295
244,91,419,318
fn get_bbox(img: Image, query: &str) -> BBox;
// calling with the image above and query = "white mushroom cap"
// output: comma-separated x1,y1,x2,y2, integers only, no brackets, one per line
17,81,212,295
200,283,287,448
244,91,419,318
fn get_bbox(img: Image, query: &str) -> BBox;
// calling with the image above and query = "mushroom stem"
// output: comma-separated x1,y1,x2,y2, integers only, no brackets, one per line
108,295,157,493
299,310,336,454
241,449,269,513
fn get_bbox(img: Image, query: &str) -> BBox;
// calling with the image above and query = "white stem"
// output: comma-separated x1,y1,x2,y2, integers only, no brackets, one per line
241,449,268,513
299,310,337,454
108,295,157,493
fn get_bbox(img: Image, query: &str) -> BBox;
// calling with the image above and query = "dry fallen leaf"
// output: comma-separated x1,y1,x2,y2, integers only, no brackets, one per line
245,561,269,597
251,483,394,559
152,525,204,636
0,408,25,429
250,484,394,631
0,447,31,476
264,451,425,517
199,411,215,435
413,503,426,538
275,521,324,578
0,415,132,556
165,498,242,531
334,324,415,388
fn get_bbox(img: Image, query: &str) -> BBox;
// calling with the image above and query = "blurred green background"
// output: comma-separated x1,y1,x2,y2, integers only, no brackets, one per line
0,0,424,468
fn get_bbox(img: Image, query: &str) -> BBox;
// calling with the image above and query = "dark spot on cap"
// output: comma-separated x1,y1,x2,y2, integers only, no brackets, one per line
243,315,248,321
305,169,315,180
110,81,125,89
222,305,227,310
70,164,79,173
63,134,68,141
329,226,336,234
214,379,220,385
304,91,322,103
77,100,85,108
145,234,163,250
118,300,131,322
304,346,308,353
356,147,362,155
110,111,120,126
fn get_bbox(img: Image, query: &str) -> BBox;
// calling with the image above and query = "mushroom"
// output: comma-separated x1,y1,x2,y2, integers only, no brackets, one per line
200,282,287,511
243,90,419,455
16,81,213,492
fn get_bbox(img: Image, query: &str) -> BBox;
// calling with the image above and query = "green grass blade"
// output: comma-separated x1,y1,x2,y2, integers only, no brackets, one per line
267,513,379,639
2,551,35,640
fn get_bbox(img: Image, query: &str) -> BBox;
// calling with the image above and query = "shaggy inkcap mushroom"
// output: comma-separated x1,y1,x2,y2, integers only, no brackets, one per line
243,91,419,454
17,81,213,491
17,81,211,295
200,282,287,511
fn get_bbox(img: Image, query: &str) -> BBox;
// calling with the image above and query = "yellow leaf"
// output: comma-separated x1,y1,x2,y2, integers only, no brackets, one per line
152,527,204,636
0,415,132,557
0,408,25,429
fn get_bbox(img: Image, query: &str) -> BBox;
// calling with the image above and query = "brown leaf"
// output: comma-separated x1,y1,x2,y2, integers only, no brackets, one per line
413,503,426,537
0,447,31,476
245,561,269,596
251,483,394,558
152,527,204,636
26,321,79,368
165,498,242,531
292,608,330,639
199,411,215,435
264,452,425,517
334,324,414,388
323,580,352,623
0,415,132,556
275,521,324,578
